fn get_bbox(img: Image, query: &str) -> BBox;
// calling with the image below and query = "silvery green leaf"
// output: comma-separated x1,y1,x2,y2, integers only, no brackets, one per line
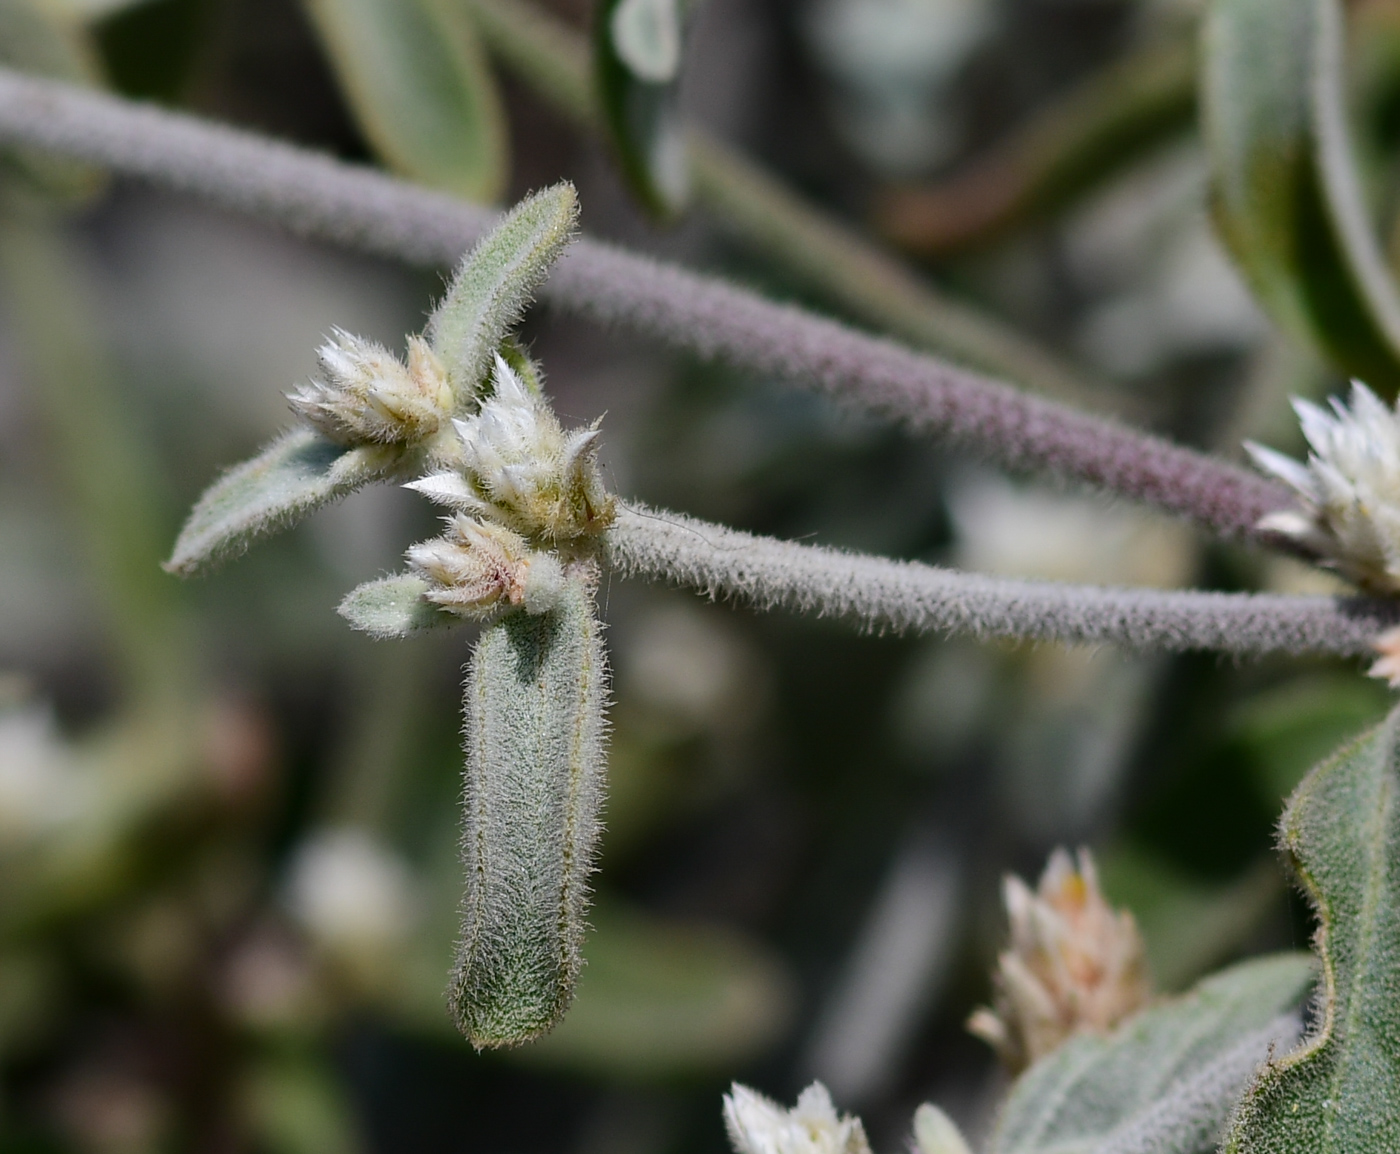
300,0,508,202
1224,705,1400,1153
166,428,401,578
989,953,1315,1154
426,182,578,398
451,575,608,1047
1205,0,1400,391
338,573,457,637
594,0,689,218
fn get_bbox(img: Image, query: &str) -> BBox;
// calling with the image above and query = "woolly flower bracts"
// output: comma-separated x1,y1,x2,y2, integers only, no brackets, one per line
723,1083,871,1154
968,847,1151,1073
1247,382,1400,593
289,329,453,446
408,354,615,543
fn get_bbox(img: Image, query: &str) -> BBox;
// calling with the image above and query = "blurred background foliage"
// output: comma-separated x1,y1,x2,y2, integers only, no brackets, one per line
0,0,1398,1150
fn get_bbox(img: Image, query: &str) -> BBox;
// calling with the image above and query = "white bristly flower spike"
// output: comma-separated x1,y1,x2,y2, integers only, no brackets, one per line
1246,381,1400,593
288,329,453,445
911,1104,972,1154
967,847,1151,1073
407,353,615,542
723,1082,871,1154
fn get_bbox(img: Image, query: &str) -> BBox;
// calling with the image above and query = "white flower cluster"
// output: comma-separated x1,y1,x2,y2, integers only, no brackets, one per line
407,514,565,620
723,1083,871,1154
288,329,453,446
409,354,615,543
967,847,1151,1072
1247,382,1400,593
721,1083,969,1154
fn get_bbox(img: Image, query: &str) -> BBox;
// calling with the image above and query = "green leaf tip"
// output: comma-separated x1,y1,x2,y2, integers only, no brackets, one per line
1205,0,1400,392
427,182,580,399
165,429,401,578
989,953,1314,1154
450,574,609,1048
337,573,458,637
1224,705,1400,1153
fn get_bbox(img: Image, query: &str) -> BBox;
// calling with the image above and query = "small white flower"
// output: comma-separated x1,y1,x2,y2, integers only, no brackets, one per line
408,354,614,541
288,329,452,445
407,515,568,619
967,847,1150,1072
723,1082,871,1154
1247,381,1400,592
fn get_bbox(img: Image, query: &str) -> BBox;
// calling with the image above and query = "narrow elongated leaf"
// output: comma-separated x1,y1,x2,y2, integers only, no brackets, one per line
989,953,1314,1154
593,0,688,217
451,576,609,1047
1224,706,1400,1153
338,573,456,637
1205,0,1400,391
301,0,507,202
166,429,401,577
426,182,578,398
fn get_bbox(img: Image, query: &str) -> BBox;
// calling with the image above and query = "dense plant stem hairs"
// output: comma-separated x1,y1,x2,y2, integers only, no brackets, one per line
0,68,1296,548
608,505,1399,656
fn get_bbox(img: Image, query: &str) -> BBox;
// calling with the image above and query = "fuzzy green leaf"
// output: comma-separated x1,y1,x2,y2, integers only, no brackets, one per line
1204,0,1400,392
338,573,457,637
300,0,507,202
989,953,1315,1154
426,182,578,398
1224,705,1400,1153
451,576,609,1047
593,0,688,218
166,428,401,578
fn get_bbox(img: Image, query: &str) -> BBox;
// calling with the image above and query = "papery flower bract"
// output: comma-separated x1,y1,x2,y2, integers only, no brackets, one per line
723,1082,871,1154
408,354,614,542
911,1104,971,1154
1246,382,1400,593
968,847,1151,1072
407,514,568,619
289,329,453,446
1370,624,1400,688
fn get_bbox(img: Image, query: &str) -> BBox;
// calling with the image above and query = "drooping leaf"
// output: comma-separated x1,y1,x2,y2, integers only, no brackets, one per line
988,953,1314,1154
1204,0,1400,392
425,182,578,399
593,0,689,218
1224,706,1400,1153
301,0,508,202
166,429,401,578
338,573,457,637
450,577,609,1047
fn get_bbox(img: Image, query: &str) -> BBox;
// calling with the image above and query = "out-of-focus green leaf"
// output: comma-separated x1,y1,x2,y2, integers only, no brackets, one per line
1205,0,1400,392
593,0,689,217
988,953,1314,1154
243,1048,361,1154
0,0,105,202
516,900,794,1078
166,430,403,579
338,574,456,638
302,0,507,202
1099,848,1283,991
1224,705,1400,1154
30,0,155,22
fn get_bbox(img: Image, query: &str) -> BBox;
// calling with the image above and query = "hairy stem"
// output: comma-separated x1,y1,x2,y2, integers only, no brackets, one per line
607,504,1392,655
0,67,1294,541
467,0,1115,409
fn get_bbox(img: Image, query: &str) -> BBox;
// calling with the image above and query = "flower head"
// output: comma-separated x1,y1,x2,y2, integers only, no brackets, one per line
408,354,614,541
968,847,1150,1072
723,1083,870,1154
1247,381,1400,592
407,514,566,619
288,329,452,445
